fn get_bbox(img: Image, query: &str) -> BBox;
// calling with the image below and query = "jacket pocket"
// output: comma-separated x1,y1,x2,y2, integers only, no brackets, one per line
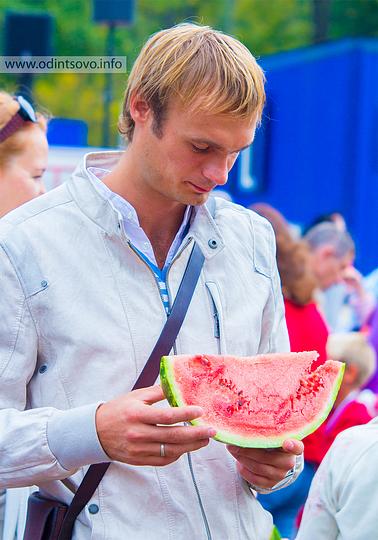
1,233,49,299
205,281,225,354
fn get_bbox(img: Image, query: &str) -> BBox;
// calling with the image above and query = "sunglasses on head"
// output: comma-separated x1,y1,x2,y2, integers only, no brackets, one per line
0,95,37,143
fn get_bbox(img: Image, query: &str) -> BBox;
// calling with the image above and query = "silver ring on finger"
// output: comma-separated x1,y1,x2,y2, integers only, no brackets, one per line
160,443,166,458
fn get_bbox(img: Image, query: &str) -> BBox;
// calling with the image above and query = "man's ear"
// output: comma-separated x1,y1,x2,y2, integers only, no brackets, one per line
129,93,151,125
319,244,335,260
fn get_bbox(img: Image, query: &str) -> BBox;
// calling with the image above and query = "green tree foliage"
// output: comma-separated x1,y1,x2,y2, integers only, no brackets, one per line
330,0,378,39
0,0,376,146
233,0,312,55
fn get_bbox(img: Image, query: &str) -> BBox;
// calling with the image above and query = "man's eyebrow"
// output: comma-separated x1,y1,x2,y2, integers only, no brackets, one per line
191,137,252,153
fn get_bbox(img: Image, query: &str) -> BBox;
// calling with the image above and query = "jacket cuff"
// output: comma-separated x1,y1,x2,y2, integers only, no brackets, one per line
47,403,110,470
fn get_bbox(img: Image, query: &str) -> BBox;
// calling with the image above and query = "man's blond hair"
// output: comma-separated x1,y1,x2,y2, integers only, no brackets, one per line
327,332,376,387
119,23,266,141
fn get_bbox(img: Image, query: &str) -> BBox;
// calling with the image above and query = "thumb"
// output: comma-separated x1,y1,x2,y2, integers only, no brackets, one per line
282,439,304,455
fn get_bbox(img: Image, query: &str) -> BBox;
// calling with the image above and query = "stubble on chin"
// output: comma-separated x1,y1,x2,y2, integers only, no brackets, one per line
185,192,211,207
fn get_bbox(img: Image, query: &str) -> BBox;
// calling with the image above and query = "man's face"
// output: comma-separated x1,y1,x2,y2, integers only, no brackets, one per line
131,97,257,206
312,245,354,290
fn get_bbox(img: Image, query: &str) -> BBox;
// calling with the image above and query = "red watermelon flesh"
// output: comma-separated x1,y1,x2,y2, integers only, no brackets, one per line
160,351,344,448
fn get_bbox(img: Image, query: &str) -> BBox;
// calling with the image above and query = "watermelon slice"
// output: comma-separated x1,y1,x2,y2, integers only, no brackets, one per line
160,351,344,448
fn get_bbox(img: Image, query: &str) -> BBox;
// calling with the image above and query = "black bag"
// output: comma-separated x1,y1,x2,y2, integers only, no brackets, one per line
23,492,68,540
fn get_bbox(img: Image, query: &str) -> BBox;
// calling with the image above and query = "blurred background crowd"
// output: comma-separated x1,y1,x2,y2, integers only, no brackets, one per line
1,1,378,539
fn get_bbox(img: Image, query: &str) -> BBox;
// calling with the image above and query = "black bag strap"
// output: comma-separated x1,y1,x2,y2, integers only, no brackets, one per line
57,198,217,539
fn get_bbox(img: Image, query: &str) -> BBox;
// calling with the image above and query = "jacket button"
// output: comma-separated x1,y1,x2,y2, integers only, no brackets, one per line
41,280,48,288
88,504,99,514
208,239,218,249
38,364,47,374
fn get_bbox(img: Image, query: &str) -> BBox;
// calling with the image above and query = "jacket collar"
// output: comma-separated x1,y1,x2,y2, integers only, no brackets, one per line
67,151,224,260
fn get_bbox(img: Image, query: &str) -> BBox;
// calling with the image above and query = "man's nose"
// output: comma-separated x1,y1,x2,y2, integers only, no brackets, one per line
202,158,229,186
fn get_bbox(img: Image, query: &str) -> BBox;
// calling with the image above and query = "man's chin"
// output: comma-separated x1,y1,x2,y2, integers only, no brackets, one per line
185,191,211,206
320,281,333,291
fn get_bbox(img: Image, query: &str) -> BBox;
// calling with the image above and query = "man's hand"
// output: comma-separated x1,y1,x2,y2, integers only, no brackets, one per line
342,266,364,295
96,385,216,466
227,439,304,490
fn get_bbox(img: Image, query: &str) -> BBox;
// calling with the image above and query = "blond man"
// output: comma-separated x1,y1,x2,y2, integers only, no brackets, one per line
0,24,303,539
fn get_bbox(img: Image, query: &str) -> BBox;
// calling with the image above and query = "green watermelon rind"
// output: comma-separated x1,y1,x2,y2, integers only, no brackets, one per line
160,355,345,448
160,355,184,409
270,526,282,540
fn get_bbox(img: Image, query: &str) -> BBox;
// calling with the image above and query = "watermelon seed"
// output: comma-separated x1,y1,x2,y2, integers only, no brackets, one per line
237,398,246,408
226,405,235,416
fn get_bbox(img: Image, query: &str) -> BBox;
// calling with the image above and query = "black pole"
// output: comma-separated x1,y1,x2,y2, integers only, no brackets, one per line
17,72,34,103
102,22,115,147
312,0,331,44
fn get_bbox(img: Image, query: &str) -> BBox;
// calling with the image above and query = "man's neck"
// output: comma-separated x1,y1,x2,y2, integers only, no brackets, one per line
101,149,188,267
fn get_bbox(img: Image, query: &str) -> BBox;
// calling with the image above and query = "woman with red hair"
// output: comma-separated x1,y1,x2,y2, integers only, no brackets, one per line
0,92,48,217
251,203,328,368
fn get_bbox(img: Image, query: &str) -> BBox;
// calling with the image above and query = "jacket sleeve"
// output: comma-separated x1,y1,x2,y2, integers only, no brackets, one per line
0,242,108,488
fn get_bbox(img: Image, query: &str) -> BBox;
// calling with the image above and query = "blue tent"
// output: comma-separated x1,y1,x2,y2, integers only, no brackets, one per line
229,39,378,274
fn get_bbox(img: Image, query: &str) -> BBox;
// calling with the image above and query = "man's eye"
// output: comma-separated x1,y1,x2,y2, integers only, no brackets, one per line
192,144,209,153
33,176,42,181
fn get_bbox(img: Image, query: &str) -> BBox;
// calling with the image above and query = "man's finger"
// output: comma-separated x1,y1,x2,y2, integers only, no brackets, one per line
140,403,204,425
227,446,296,470
281,439,304,455
131,438,211,458
147,424,216,443
237,463,279,490
238,459,288,484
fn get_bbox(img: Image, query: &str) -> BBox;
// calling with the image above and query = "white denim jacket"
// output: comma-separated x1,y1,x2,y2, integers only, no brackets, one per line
0,152,297,540
296,417,378,540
